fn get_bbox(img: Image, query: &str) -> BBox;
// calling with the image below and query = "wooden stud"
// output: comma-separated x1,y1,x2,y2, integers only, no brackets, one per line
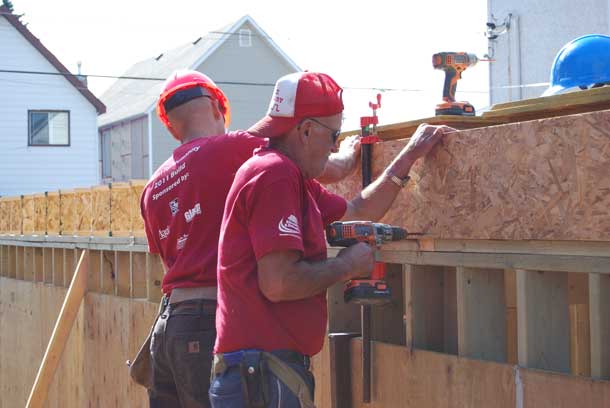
568,273,591,376
456,267,507,362
116,251,131,297
589,273,610,379
130,252,147,298
443,268,458,355
23,246,34,281
100,250,116,295
146,253,164,303
87,250,102,293
52,248,64,286
0,245,6,277
516,269,570,373
504,269,518,364
34,247,44,282
43,247,53,284
63,248,76,287
9,245,17,279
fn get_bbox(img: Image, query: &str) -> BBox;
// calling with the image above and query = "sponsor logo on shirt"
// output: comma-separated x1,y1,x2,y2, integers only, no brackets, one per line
184,203,202,223
278,214,301,238
177,234,188,250
158,226,170,240
169,198,179,216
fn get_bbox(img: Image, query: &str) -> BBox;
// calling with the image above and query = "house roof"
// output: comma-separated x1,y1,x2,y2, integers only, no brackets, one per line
0,6,106,114
98,15,300,128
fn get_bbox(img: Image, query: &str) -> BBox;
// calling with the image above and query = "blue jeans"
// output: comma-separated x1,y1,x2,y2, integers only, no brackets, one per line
209,355,315,408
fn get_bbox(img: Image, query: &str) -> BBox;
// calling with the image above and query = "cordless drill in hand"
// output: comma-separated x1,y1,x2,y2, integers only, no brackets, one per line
433,52,478,116
326,221,408,305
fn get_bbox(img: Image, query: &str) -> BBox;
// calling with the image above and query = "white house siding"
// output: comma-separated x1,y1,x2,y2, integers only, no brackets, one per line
149,21,296,173
488,0,608,105
0,16,99,196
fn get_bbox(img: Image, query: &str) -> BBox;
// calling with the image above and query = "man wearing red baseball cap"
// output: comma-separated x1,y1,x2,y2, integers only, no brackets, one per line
211,72,452,407
137,70,360,408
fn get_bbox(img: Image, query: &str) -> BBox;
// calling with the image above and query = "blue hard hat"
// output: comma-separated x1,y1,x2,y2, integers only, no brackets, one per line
543,34,610,96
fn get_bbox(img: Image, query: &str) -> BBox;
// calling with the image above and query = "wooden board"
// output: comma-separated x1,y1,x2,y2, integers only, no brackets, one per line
130,180,146,237
33,194,46,236
0,197,10,233
91,186,111,237
328,108,610,241
59,190,76,236
46,192,60,236
22,195,35,235
110,182,131,237
73,188,92,237
350,340,516,408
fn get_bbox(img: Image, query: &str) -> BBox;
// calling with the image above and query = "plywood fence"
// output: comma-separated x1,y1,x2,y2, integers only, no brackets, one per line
0,180,147,237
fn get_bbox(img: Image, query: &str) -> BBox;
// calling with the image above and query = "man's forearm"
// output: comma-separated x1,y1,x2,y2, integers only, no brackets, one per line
343,157,415,221
316,150,357,184
263,257,350,302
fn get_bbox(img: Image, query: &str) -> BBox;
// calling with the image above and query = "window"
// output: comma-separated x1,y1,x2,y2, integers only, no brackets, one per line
239,29,252,47
101,130,111,178
28,110,70,146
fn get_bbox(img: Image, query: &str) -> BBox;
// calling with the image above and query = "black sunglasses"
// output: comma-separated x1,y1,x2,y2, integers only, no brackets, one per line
305,118,341,144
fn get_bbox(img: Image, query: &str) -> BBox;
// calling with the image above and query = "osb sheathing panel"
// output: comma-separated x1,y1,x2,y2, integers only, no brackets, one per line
91,186,111,236
33,194,46,235
0,197,10,233
8,196,22,234
130,180,146,237
60,190,77,235
47,191,61,235
328,109,610,241
74,188,92,236
111,183,132,236
21,195,35,234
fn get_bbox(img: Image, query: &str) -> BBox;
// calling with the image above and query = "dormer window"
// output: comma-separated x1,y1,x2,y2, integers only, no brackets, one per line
239,29,252,47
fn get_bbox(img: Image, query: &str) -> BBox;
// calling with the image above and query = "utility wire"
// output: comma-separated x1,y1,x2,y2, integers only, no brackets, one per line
0,69,490,94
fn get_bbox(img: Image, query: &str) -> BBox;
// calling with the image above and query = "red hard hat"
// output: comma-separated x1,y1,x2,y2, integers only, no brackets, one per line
156,70,231,128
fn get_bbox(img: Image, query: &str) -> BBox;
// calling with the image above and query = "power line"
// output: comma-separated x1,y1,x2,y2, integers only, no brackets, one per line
0,69,490,94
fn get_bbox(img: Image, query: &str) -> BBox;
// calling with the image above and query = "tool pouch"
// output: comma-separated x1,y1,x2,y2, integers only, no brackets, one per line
240,350,270,408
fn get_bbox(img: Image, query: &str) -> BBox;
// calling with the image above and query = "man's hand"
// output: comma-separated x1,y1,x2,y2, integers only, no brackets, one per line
336,242,375,280
385,124,455,177
337,134,361,157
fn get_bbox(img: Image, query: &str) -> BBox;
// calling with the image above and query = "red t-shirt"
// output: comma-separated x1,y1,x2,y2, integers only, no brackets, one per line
140,131,264,295
214,148,347,357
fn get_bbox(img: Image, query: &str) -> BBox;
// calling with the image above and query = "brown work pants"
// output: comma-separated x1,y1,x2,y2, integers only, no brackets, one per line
149,299,217,408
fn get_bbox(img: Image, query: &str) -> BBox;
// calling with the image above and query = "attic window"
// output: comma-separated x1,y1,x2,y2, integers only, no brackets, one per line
239,29,252,47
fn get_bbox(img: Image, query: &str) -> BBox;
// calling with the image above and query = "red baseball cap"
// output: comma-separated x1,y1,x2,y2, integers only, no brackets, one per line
248,72,344,138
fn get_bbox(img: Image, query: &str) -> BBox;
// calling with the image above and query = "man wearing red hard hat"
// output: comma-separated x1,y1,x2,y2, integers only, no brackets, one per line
136,70,360,407
211,72,453,407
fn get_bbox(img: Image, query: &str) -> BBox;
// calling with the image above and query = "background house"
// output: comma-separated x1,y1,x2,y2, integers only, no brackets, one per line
97,15,300,182
487,0,609,105
0,6,106,196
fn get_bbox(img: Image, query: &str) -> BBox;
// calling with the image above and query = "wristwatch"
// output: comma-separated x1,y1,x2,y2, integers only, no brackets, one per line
386,170,410,188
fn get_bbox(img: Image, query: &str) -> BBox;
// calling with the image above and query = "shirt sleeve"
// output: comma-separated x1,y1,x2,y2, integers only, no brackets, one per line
306,180,347,225
140,189,160,254
247,176,305,260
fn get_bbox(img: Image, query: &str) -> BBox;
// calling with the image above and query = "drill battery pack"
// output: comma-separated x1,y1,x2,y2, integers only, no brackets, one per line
435,101,476,116
344,279,392,305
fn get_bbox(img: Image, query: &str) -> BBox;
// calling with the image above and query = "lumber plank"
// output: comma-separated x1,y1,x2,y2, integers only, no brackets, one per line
42,247,53,284
568,273,591,376
131,252,147,298
52,248,64,286
100,250,116,295
110,182,131,237
456,267,507,362
116,251,131,297
33,247,43,282
91,185,111,237
505,269,518,365
328,108,610,242
146,253,163,303
589,273,610,379
46,191,60,236
25,250,88,408
516,269,570,373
